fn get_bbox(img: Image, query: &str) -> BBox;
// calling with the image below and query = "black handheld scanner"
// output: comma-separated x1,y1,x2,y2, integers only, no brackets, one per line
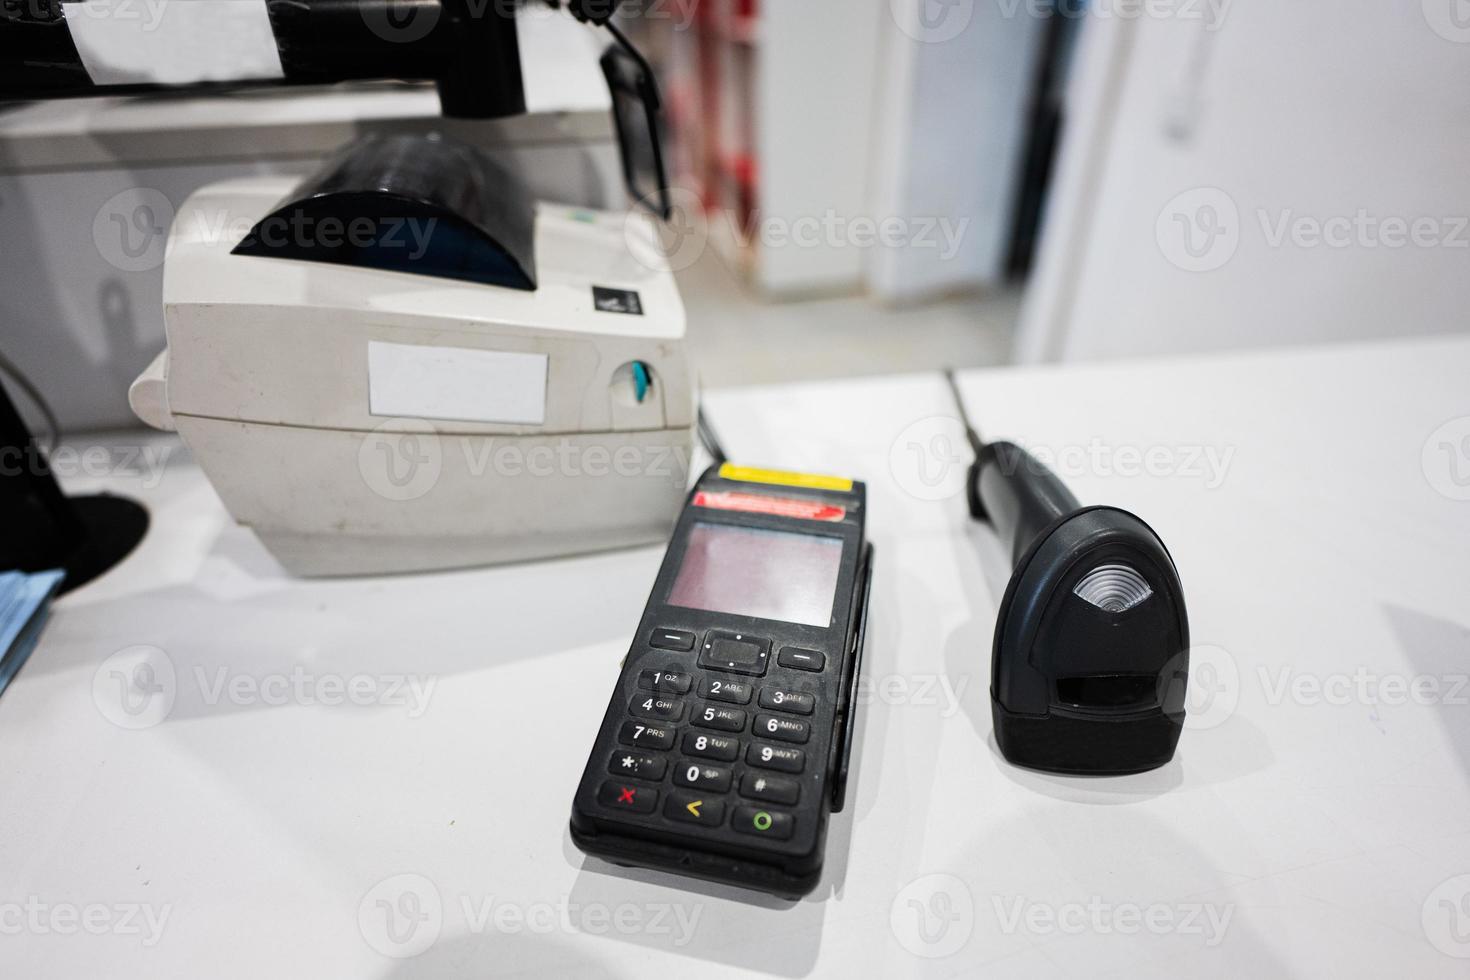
951,381,1191,776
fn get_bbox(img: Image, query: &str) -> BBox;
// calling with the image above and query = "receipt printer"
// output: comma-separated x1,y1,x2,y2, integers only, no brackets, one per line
129,135,693,576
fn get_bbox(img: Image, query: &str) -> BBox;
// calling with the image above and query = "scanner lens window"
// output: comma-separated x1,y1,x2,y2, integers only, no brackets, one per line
1073,564,1154,613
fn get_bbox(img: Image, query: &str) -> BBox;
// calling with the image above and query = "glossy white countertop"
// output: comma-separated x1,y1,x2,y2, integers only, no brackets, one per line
3,335,1469,977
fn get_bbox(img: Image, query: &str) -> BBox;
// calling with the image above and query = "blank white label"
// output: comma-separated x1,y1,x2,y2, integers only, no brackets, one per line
63,0,285,86
368,342,548,425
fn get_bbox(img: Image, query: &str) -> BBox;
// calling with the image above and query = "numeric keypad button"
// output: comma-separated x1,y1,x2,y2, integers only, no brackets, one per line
746,743,804,773
629,696,683,721
682,731,739,762
700,677,753,704
673,762,732,793
692,704,746,732
638,669,692,694
618,721,675,750
758,688,815,715
608,752,667,780
754,714,810,743
740,772,800,805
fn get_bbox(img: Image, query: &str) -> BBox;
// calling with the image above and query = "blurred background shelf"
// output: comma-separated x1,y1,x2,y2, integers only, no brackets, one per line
629,0,1049,302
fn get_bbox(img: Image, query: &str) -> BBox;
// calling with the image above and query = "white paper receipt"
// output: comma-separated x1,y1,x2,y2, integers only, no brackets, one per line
368,341,549,426
63,0,285,86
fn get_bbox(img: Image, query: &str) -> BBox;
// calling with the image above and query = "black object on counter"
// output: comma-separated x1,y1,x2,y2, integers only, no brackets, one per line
0,380,147,595
233,133,538,289
947,371,1190,776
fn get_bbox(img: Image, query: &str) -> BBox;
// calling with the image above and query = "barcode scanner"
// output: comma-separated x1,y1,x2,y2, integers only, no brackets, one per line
945,372,1190,776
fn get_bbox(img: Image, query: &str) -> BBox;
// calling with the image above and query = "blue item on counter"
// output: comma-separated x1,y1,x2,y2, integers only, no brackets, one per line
0,569,65,698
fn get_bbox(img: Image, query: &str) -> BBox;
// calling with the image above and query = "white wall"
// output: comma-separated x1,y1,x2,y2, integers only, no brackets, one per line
753,0,888,295
867,0,1047,304
1017,1,1470,362
725,1,1043,300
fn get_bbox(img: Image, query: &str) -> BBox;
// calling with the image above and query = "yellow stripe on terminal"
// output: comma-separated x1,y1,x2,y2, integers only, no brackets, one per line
718,463,854,492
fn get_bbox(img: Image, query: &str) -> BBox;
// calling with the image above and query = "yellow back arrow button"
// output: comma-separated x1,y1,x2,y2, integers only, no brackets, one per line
686,799,703,817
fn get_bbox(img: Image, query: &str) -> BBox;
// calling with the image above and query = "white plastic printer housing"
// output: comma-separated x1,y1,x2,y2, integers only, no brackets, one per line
130,175,693,576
